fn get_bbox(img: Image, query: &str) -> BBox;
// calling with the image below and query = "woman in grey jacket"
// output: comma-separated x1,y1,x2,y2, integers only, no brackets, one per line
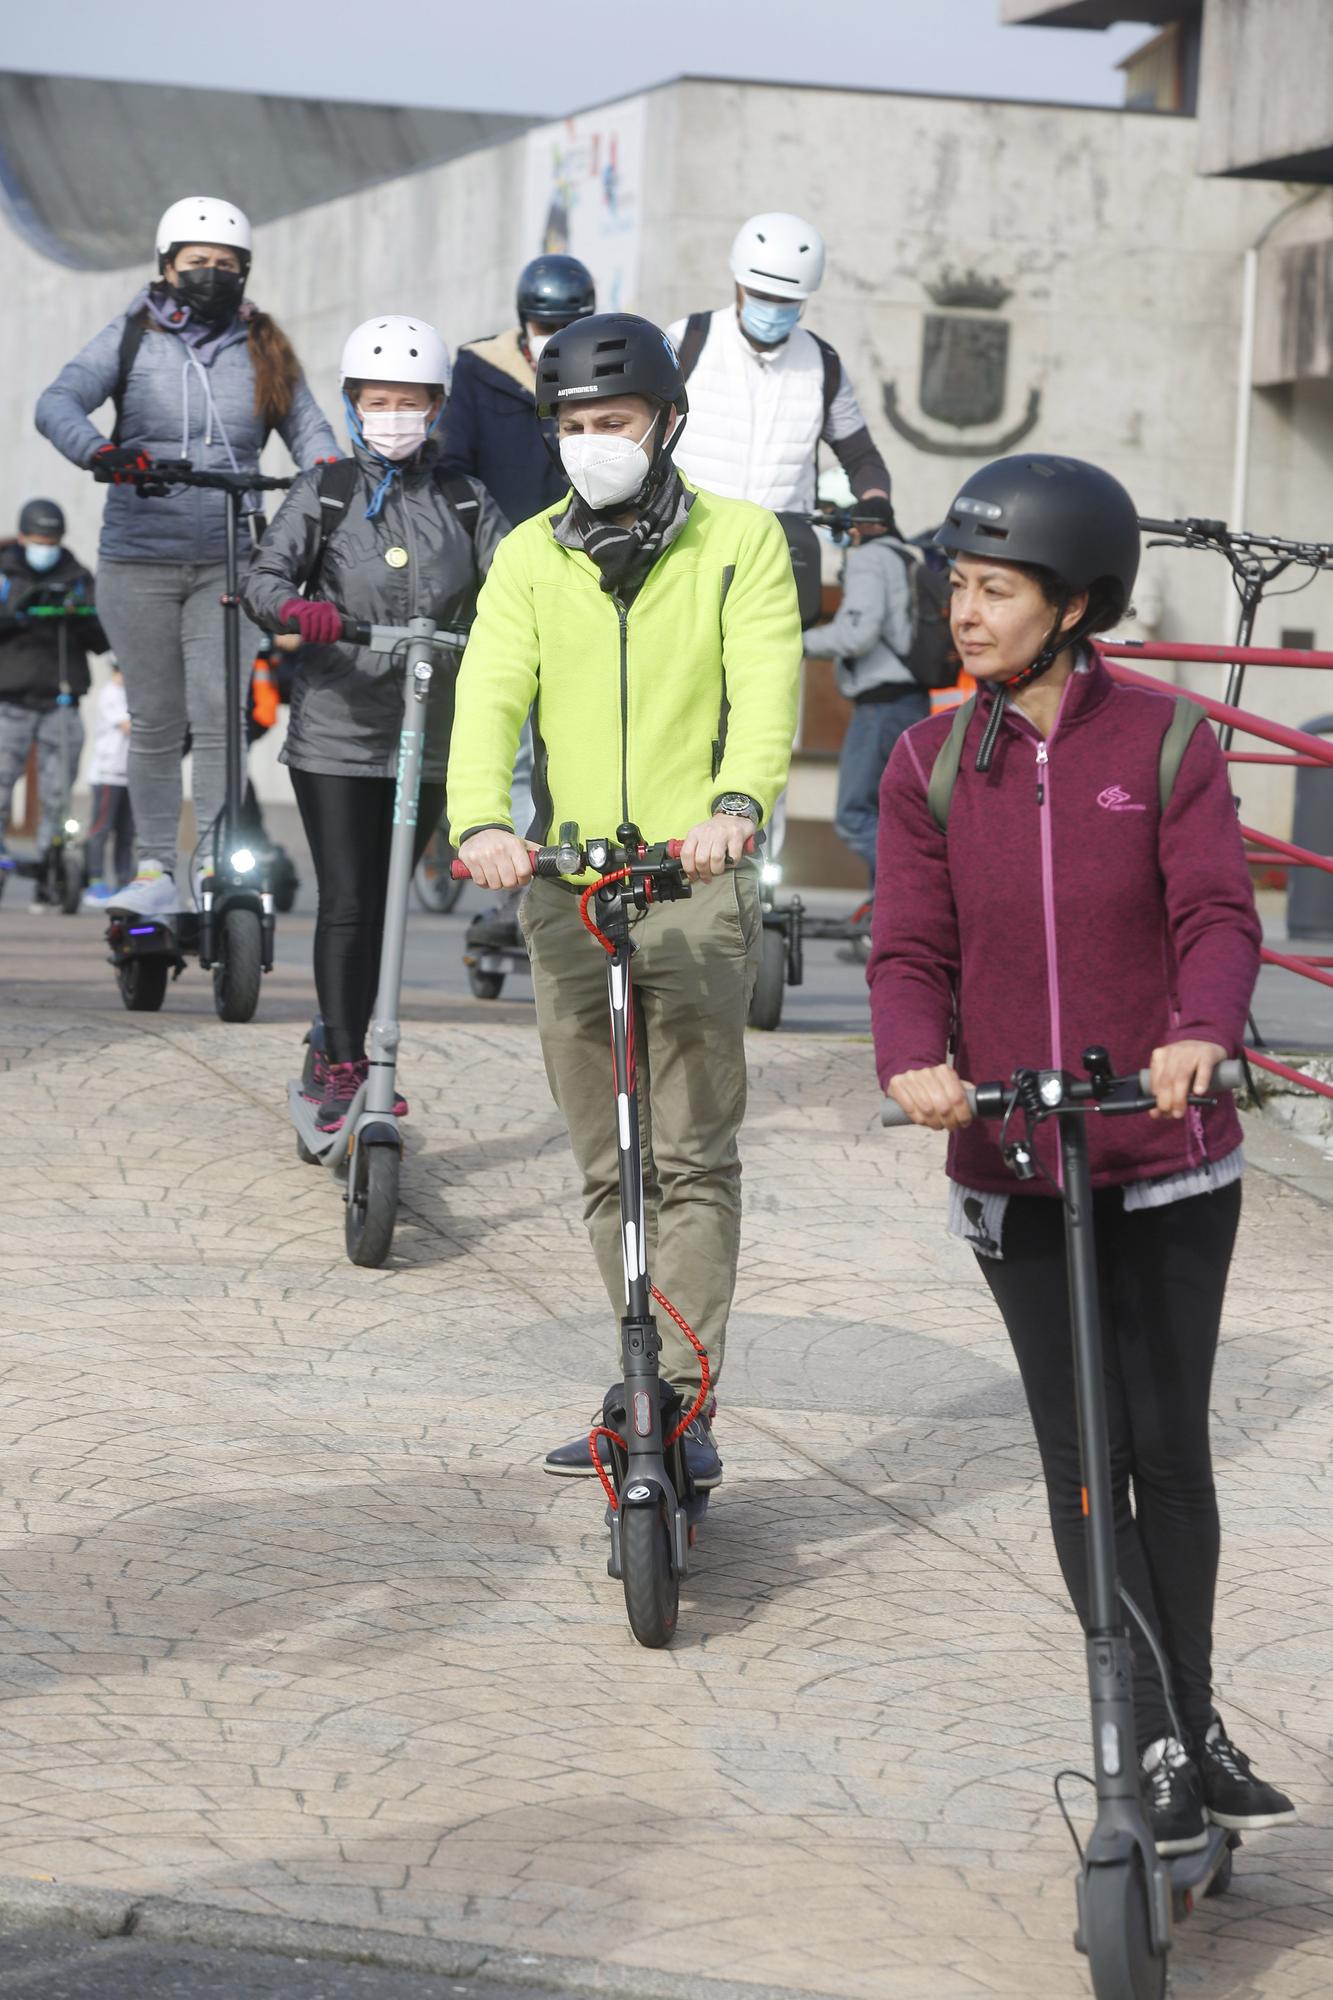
244,315,507,1130
35,194,337,916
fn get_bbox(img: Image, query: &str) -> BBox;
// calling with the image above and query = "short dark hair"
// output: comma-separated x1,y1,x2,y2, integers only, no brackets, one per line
1012,560,1125,635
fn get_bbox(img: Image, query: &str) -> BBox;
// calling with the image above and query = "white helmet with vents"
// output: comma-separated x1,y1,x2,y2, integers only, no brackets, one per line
156,196,253,269
339,316,453,392
728,212,826,300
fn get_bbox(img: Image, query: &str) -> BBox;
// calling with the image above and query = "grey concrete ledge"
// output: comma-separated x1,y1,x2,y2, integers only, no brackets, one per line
1242,1103,1333,1209
0,1875,841,2000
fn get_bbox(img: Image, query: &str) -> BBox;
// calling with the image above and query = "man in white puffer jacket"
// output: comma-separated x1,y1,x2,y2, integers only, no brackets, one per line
666,211,894,516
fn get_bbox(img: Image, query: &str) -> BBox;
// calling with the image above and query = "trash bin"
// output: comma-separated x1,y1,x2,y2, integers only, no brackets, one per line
1288,713,1333,939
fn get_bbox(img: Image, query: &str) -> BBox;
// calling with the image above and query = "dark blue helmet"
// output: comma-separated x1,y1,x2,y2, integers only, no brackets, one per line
516,254,596,328
19,497,65,539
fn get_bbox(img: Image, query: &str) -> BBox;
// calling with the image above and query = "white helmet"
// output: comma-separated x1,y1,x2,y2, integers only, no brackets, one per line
339,316,452,394
156,195,253,270
729,212,825,301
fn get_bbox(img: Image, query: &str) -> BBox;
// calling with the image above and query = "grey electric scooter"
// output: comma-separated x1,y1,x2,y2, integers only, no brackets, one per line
287,613,469,1268
5,601,100,914
453,825,724,1646
884,1050,1245,1999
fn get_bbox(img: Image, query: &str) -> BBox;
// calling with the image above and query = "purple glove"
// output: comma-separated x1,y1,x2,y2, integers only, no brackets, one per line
278,597,343,646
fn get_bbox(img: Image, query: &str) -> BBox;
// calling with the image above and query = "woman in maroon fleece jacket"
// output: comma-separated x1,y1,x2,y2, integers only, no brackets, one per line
870,454,1294,1857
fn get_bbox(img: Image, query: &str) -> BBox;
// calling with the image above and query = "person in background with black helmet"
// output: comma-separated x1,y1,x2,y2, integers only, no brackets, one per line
440,253,596,527
448,313,802,1490
440,253,597,954
0,499,108,901
35,195,337,918
869,452,1295,1858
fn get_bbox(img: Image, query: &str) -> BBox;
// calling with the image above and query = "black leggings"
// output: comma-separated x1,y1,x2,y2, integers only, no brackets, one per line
978,1182,1241,1751
291,768,445,1064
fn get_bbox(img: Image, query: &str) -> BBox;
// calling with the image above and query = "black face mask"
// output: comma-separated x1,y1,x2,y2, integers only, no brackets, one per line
170,266,245,328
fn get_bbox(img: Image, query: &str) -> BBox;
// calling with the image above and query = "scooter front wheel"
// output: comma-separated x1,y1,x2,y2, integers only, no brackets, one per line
60,849,84,916
621,1500,679,1649
346,1141,400,1267
1082,1854,1166,2000
748,925,786,1031
213,905,263,1023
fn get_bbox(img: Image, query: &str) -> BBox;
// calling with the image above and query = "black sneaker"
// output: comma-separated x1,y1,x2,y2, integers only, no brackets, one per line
543,1397,723,1489
1196,1715,1296,1831
1140,1736,1208,1856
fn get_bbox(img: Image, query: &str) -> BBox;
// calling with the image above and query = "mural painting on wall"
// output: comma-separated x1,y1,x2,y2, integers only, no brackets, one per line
521,97,644,313
884,270,1041,456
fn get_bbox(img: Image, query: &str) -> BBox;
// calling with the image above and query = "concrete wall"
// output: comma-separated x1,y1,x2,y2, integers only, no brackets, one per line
1,76,1323,839
1196,0,1333,179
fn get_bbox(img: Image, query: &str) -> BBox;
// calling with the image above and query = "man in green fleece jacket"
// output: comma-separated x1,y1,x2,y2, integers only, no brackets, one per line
448,313,802,1485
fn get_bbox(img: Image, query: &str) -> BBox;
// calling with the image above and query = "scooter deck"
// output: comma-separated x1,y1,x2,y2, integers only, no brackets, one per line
1168,1824,1237,1914
287,1078,400,1171
106,909,197,962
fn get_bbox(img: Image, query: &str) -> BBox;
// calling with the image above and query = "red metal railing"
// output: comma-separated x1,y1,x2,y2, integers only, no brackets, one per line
1100,641,1333,1104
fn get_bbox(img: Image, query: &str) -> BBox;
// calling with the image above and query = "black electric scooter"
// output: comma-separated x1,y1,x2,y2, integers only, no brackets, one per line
95,459,292,1020
453,824,720,1647
884,1050,1245,1999
3,601,101,914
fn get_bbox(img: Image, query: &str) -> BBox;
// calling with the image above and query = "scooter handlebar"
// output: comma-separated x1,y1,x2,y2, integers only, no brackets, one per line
879,1058,1247,1128
338,619,471,654
450,834,757,882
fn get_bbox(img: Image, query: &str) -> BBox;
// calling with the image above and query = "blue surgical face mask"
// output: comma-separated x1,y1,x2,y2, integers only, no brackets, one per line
739,295,803,346
24,543,61,573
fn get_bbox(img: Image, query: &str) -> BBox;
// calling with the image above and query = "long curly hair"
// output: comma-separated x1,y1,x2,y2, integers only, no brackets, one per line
246,311,302,431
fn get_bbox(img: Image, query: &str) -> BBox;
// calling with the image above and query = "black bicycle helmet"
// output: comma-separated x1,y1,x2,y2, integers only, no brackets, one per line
516,254,596,328
535,313,688,420
937,454,1141,771
19,497,65,538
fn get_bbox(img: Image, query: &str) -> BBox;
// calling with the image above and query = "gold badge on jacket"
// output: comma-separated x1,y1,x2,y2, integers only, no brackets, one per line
384,546,409,569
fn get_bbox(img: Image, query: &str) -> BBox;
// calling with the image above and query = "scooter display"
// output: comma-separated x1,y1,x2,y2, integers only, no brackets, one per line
288,614,470,1268
95,459,292,1020
2,600,100,914
452,825,722,1647
884,1050,1245,2000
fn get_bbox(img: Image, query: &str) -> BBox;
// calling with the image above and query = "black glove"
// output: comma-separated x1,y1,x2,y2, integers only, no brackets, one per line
91,443,155,484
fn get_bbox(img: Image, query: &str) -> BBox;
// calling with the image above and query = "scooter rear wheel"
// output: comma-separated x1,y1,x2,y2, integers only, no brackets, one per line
118,956,169,1012
346,1141,400,1267
468,968,505,1001
748,926,786,1031
213,906,263,1024
621,1501,679,1649
1082,1854,1166,2000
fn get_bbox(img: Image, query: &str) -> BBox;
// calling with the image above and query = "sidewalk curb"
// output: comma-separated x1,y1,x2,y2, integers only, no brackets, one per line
1242,1104,1333,1209
0,1875,840,2000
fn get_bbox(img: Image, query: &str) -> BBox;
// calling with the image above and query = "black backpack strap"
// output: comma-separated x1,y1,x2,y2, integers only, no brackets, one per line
675,311,713,382
308,458,362,591
927,695,976,834
1158,695,1209,813
810,332,842,426
110,312,148,446
436,472,482,544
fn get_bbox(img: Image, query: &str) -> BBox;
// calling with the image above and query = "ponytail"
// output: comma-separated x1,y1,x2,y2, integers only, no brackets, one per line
246,310,302,433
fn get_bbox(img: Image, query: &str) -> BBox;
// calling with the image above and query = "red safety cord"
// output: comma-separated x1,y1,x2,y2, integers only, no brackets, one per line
579,870,712,1510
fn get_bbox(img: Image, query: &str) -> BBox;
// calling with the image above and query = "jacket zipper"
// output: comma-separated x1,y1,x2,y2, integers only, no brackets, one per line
614,595,630,824
1035,740,1062,1077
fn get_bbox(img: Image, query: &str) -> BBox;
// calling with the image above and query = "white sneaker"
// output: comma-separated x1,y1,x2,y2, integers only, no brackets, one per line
106,864,181,918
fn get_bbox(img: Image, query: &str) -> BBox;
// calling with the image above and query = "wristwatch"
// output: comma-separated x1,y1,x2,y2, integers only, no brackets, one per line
713,792,760,822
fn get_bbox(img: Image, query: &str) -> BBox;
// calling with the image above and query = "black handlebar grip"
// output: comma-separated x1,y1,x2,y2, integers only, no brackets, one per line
341,619,371,647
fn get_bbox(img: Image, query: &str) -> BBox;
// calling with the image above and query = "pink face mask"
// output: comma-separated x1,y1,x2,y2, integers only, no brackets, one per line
358,407,431,461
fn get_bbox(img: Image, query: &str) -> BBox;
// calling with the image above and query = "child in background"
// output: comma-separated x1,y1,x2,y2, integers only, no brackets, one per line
81,661,135,907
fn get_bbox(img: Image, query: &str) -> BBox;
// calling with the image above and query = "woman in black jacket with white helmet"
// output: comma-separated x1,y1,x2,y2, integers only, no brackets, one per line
245,315,507,1130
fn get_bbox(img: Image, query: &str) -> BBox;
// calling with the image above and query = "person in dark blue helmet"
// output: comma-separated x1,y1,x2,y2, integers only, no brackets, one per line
439,254,596,528
439,253,596,950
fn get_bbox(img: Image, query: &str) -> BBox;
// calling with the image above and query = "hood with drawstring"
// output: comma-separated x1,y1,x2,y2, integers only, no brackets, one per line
35,290,337,565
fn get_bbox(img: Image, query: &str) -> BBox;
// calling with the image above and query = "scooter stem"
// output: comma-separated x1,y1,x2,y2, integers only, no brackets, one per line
365,615,436,1116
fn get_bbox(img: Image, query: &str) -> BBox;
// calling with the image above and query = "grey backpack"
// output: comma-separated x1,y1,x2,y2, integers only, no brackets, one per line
926,691,1210,833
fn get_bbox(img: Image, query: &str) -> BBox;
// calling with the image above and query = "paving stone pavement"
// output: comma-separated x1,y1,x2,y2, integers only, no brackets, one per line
0,920,1331,1999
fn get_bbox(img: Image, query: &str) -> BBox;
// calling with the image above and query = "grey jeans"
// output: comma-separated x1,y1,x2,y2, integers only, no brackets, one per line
96,559,261,871
0,701,85,849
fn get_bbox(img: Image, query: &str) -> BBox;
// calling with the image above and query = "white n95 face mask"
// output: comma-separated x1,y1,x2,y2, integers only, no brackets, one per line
559,416,659,512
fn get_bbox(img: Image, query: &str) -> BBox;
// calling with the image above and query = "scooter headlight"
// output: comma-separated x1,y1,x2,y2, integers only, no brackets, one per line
761,861,783,887
230,847,257,874
63,818,81,836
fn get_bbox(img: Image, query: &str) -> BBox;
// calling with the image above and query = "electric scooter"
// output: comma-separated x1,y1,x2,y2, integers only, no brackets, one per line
5,601,101,914
453,825,725,1647
288,614,470,1268
95,459,292,1020
884,1049,1245,1999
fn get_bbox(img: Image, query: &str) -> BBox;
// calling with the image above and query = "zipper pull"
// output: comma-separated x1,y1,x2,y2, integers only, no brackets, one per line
1035,739,1048,805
